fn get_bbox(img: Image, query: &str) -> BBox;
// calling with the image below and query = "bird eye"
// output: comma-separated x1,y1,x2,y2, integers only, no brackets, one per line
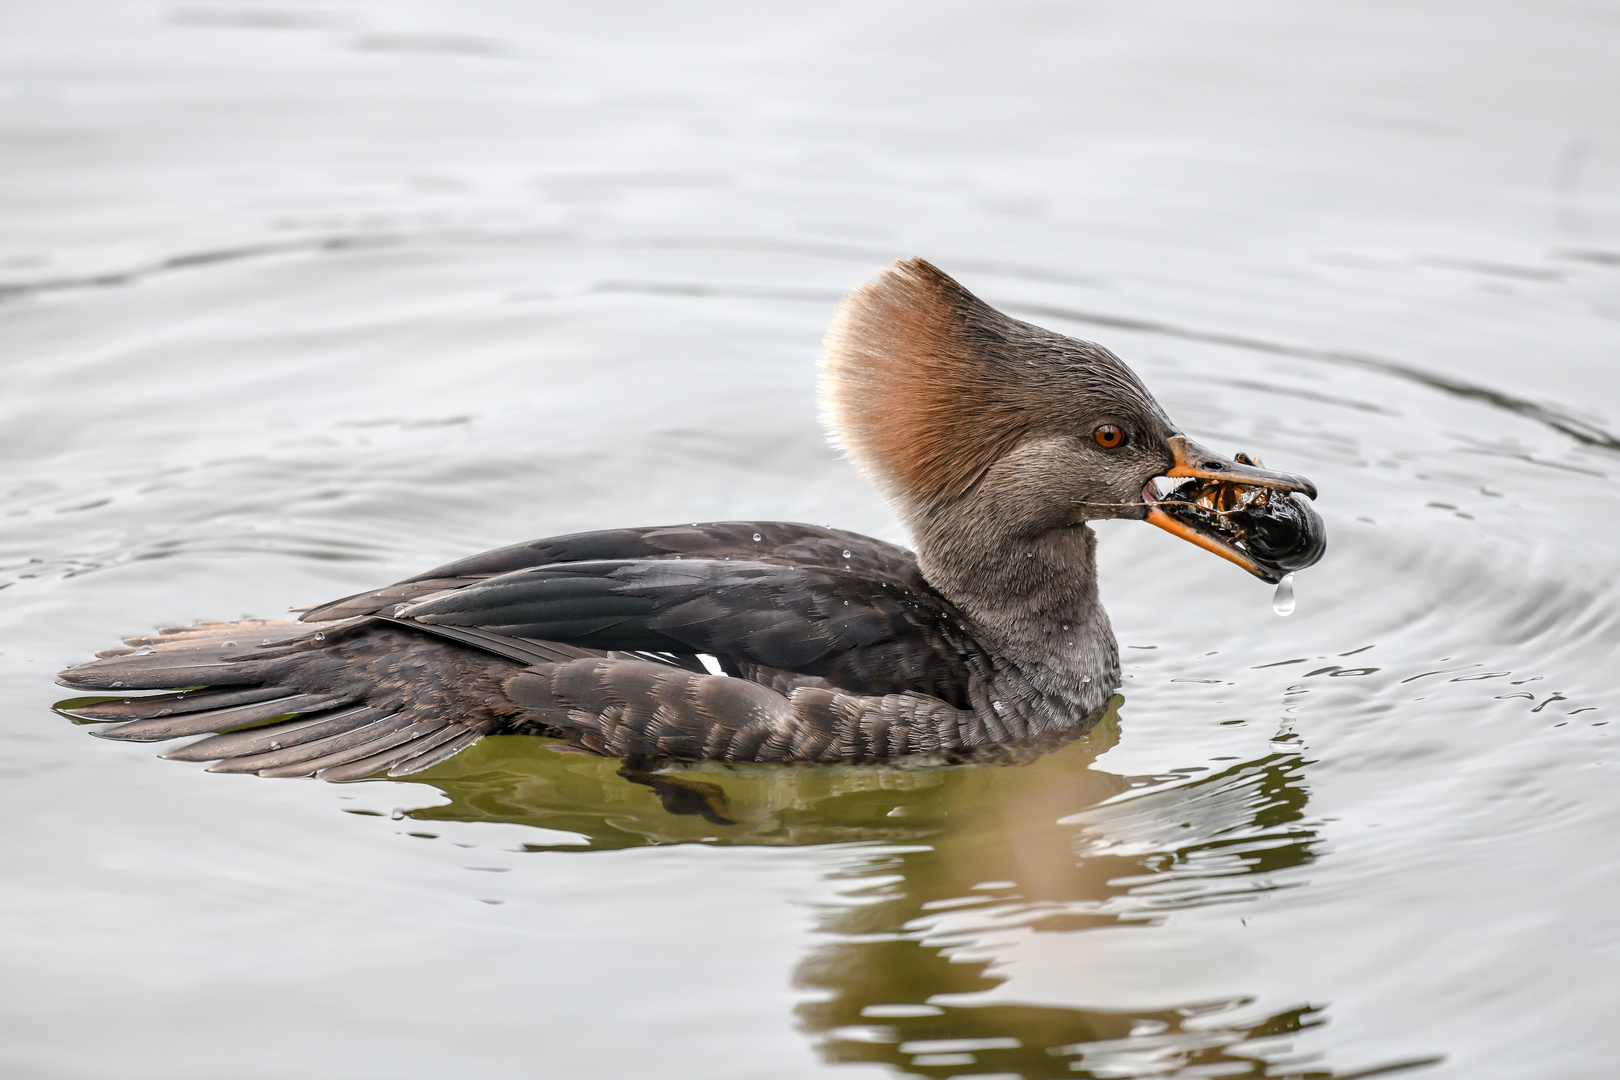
1093,424,1126,449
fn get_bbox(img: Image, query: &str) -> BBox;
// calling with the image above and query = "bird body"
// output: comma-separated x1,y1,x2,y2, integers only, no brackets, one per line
57,259,1324,780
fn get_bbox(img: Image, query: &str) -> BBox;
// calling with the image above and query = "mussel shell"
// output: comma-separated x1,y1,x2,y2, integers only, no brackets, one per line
1242,491,1326,573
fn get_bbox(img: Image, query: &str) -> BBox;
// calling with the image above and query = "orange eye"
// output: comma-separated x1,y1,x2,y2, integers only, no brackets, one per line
1093,424,1126,449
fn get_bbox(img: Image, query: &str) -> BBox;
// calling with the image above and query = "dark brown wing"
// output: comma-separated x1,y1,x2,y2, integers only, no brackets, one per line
299,522,911,622
55,523,1009,777
391,555,979,705
55,618,1003,772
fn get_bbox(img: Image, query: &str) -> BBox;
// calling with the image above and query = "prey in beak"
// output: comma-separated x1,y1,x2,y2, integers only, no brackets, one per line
1144,435,1325,584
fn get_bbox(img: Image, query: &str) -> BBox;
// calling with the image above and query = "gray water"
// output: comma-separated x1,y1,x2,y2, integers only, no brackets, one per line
2,3,1618,1078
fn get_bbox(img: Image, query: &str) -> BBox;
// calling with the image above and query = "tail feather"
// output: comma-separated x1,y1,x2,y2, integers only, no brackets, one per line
160,706,386,763
207,711,422,775
316,721,459,782
387,729,484,777
64,686,291,722
91,693,358,743
59,650,310,691
258,718,448,779
59,619,531,781
116,619,326,650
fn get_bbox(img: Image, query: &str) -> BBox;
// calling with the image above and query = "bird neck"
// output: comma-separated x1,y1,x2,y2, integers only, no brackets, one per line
906,497,1119,698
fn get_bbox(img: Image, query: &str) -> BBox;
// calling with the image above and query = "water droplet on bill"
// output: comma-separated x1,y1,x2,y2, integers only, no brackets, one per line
1272,573,1297,616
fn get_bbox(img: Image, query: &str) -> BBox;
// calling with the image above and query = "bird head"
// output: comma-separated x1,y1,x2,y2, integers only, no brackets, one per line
819,258,1323,584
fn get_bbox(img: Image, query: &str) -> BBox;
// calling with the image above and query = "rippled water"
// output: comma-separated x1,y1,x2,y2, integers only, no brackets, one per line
3,4,1618,1078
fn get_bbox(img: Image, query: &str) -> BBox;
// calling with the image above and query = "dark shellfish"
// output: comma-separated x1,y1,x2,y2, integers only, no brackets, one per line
1159,453,1327,576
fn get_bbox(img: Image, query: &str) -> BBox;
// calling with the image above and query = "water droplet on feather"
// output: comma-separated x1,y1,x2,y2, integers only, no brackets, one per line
135,645,154,655
314,632,326,642
390,808,405,821
222,641,236,647
752,532,762,542
1272,573,1297,617
842,549,852,559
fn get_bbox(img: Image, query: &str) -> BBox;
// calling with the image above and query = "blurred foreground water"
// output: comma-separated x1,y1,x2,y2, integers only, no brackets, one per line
1,3,1617,1078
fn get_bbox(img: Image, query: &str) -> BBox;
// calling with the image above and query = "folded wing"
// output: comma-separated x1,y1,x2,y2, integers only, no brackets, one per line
56,522,1014,778
298,521,911,622
394,555,978,705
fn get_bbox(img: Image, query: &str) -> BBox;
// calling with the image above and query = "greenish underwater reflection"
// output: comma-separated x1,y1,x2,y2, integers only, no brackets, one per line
395,703,1427,1079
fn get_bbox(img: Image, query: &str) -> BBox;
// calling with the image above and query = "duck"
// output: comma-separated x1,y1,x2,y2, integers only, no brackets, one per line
55,258,1324,781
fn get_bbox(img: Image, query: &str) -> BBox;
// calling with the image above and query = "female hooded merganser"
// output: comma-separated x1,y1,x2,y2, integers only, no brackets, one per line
56,259,1323,780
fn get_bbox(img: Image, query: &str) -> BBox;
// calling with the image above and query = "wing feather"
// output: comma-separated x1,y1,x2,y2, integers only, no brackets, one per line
396,557,973,702
297,522,915,623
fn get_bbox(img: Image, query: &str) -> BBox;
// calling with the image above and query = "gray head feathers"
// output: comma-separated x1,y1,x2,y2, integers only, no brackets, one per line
819,258,1169,506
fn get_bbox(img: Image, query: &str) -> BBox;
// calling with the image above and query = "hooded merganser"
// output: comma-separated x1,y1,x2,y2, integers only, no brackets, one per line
57,259,1323,780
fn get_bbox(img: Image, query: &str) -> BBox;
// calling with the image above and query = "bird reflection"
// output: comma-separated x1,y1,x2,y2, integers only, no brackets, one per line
394,702,1400,1078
